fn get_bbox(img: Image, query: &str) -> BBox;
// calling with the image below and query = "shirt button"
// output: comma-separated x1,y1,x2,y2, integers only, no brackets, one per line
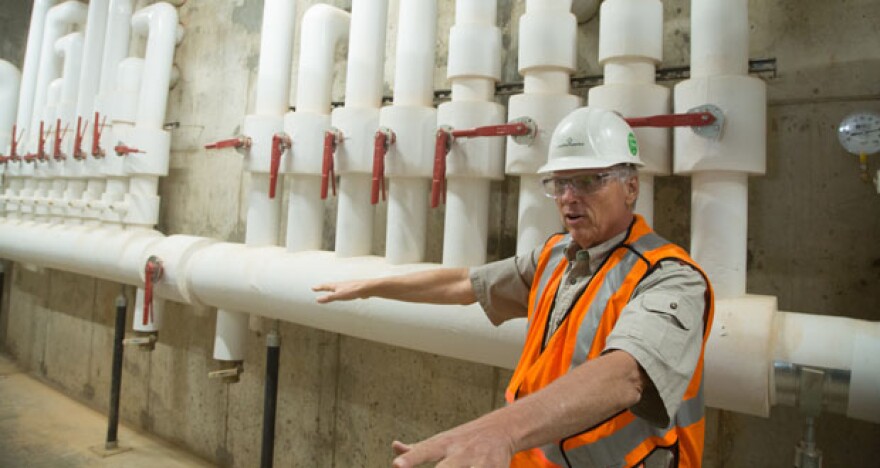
569,278,576,285
670,302,678,310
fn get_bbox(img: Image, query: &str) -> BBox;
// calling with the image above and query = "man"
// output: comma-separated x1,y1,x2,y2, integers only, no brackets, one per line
313,107,714,468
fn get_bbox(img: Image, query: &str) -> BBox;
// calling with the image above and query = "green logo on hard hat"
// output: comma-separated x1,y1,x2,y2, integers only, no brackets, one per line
627,133,638,156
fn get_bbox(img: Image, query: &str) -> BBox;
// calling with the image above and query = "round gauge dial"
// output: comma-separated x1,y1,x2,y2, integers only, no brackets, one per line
838,111,880,155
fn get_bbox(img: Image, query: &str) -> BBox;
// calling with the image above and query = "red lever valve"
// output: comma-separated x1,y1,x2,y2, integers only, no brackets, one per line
321,129,342,200
204,136,251,151
0,125,22,163
73,116,88,160
625,112,716,128
143,256,164,326
114,144,144,157
53,118,69,161
269,133,291,199
91,111,107,158
24,121,49,162
432,127,453,208
371,128,395,205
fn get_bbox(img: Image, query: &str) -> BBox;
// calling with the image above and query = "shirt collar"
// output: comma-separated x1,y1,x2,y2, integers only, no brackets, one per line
564,229,628,275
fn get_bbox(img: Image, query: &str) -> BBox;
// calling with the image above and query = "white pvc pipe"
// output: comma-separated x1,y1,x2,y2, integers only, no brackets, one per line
285,175,323,252
131,2,178,130
635,173,654,227
335,174,374,257
30,1,87,152
75,0,108,122
691,172,748,299
385,178,429,264
16,0,58,144
55,32,83,150
691,0,749,77
442,178,490,266
516,174,562,256
0,61,20,152
343,0,388,108
391,0,437,107
294,5,350,114
253,0,296,115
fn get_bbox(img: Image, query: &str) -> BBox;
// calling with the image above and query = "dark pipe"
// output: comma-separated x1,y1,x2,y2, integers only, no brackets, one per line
260,330,280,468
106,291,127,449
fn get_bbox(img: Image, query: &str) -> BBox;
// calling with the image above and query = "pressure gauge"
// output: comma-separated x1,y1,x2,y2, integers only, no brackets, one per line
838,111,880,155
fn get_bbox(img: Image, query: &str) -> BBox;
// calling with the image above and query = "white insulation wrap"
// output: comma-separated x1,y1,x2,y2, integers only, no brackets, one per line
380,106,438,178
335,173,374,257
505,93,581,174
598,0,663,64
183,246,526,369
634,174,653,227
438,101,506,179
674,75,767,174
691,172,748,299
588,84,670,175
343,0,388,108
690,0,749,77
442,178,490,266
283,112,329,175
131,2,180,130
293,5,350,114
517,174,562,255
446,0,501,81
253,0,295,116
385,177,429,265
518,2,576,73
331,107,379,174
0,61,20,153
705,295,776,417
391,0,437,107
285,175,323,252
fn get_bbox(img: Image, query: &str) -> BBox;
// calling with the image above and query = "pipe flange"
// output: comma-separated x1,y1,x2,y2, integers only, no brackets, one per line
510,116,537,146
688,104,724,140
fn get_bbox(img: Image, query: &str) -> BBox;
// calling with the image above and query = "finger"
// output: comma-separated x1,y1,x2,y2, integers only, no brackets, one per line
391,443,444,468
391,440,411,456
311,284,334,292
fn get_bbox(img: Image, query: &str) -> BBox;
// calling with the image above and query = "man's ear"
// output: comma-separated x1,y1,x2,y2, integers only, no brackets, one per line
625,175,639,207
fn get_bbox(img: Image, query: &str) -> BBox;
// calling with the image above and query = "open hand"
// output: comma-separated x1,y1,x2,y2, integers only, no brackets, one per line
390,420,514,468
312,280,370,303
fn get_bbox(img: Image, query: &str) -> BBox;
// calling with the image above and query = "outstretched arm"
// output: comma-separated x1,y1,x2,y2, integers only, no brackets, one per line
390,350,648,467
313,267,477,305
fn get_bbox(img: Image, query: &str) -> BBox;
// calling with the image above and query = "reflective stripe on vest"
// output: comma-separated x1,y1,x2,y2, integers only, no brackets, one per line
530,233,570,316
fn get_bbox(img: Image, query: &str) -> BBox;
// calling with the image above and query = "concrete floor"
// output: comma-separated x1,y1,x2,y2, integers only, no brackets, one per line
0,353,213,468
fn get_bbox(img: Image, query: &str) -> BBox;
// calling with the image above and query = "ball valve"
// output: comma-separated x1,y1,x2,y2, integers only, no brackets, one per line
431,118,536,208
320,129,343,200
142,256,164,327
91,112,107,158
72,116,88,160
23,121,49,163
0,125,23,163
52,118,69,161
370,127,395,205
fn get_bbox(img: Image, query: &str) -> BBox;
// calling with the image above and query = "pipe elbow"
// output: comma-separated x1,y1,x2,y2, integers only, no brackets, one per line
132,2,179,38
302,4,352,33
54,31,83,55
47,1,88,29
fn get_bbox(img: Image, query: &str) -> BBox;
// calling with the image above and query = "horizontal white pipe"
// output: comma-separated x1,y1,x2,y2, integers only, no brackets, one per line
343,0,388,108
17,0,58,142
691,171,748,299
294,4,350,114
253,0,296,116
131,2,178,130
392,0,437,107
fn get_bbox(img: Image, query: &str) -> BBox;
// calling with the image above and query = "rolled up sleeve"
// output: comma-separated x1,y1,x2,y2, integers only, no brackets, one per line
603,261,707,427
469,249,539,325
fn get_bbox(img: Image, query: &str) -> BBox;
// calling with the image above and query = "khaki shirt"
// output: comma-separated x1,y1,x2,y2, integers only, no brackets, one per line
469,233,707,427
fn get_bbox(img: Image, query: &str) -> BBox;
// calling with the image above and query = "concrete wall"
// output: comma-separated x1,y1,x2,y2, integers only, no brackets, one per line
1,0,878,466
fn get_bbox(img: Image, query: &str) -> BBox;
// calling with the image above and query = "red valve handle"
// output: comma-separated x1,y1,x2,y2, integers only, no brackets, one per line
143,256,164,326
432,128,451,208
91,111,107,158
450,121,533,139
204,136,251,150
114,144,144,156
321,130,339,200
371,129,395,205
37,120,48,161
53,118,69,161
269,133,290,199
624,112,716,128
73,116,88,160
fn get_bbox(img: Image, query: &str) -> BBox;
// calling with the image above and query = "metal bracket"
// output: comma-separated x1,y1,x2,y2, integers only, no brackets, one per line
122,333,157,350
208,362,244,383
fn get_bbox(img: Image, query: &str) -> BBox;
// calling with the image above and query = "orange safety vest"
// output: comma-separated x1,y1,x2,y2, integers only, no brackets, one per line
506,215,714,468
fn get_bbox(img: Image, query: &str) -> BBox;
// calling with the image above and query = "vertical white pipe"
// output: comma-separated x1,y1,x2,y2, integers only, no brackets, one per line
635,173,654,227
343,0,388,108
30,1,87,152
293,5,350,114
335,174,374,256
76,0,109,121
131,3,177,130
16,0,58,143
285,175,323,252
691,172,748,298
691,0,748,77
517,174,562,256
0,61,20,153
386,178,429,264
245,177,281,246
254,0,296,116
442,178,490,266
391,0,436,107
55,32,83,148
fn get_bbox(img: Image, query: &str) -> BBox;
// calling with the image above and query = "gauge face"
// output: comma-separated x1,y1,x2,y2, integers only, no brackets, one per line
838,111,880,155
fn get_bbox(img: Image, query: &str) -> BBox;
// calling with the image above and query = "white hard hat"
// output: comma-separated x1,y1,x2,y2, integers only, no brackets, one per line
537,106,644,174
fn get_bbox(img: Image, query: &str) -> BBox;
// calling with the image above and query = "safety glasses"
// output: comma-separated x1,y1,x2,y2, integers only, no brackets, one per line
540,171,616,198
